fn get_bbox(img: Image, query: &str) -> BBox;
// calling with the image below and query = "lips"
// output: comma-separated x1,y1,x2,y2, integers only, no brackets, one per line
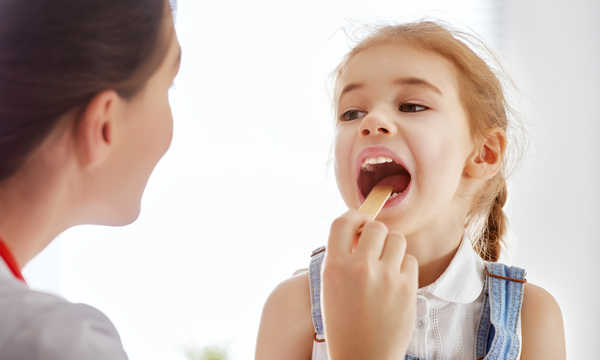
356,147,412,202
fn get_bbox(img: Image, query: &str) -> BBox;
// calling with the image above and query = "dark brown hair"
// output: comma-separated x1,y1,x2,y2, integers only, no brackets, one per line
0,0,173,182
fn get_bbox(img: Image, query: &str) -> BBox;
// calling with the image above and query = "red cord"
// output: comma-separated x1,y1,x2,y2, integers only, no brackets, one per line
0,238,26,283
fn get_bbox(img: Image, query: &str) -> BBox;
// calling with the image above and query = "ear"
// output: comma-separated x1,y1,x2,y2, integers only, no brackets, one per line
74,90,121,168
464,128,507,180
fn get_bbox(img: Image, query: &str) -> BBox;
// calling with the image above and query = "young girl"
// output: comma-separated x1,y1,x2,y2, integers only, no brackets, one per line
256,21,566,359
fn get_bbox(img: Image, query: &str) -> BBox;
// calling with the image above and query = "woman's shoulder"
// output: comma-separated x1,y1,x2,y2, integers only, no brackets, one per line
520,282,566,359
0,277,128,359
256,272,314,359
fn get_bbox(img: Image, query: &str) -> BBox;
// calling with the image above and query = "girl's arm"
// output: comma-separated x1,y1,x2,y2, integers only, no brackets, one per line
520,283,566,360
255,273,314,360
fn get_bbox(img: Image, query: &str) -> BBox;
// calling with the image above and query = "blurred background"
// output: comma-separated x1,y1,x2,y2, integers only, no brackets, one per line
23,0,599,358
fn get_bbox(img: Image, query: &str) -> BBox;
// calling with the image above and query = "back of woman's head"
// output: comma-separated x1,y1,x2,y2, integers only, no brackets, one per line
0,0,172,183
334,21,520,261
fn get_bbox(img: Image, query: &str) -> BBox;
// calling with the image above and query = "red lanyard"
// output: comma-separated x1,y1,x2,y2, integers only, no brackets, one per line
0,238,26,283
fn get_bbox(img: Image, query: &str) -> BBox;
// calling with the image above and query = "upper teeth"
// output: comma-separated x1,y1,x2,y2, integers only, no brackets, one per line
361,156,394,170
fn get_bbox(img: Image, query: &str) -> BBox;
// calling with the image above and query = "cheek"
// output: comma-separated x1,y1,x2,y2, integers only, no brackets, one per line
160,104,174,152
334,128,354,182
334,127,359,204
130,97,173,172
148,96,174,155
411,119,470,196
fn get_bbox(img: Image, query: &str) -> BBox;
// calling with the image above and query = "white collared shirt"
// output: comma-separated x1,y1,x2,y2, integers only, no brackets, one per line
312,236,522,360
0,257,128,359
407,236,487,359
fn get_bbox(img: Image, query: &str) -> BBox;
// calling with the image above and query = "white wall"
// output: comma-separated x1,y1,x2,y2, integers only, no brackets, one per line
502,0,600,357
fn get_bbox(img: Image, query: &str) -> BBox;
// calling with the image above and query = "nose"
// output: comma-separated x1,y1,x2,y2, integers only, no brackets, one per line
359,113,396,137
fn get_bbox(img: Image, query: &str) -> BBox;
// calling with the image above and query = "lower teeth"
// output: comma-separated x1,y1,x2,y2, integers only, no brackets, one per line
390,192,400,199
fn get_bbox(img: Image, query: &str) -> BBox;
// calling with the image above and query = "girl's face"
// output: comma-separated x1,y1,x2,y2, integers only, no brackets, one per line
334,43,475,235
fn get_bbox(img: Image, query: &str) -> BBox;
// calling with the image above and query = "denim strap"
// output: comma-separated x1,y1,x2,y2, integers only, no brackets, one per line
475,262,526,360
309,246,327,341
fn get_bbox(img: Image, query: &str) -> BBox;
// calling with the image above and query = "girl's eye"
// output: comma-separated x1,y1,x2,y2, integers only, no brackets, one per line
399,103,428,112
340,109,366,122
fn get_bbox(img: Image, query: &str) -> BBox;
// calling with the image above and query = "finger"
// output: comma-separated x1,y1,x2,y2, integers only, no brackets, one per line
380,232,407,268
355,220,388,260
328,210,369,256
401,254,419,286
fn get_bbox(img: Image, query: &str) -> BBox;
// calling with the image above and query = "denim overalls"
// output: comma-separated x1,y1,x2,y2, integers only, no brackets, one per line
308,246,526,360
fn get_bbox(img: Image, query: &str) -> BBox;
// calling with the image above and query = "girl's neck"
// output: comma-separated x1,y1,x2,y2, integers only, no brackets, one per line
400,219,465,289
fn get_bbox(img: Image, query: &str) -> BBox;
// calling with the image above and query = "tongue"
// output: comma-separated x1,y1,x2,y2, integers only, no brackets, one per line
375,174,410,194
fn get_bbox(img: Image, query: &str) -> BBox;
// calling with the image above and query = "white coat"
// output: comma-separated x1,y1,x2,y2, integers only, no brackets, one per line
0,256,128,359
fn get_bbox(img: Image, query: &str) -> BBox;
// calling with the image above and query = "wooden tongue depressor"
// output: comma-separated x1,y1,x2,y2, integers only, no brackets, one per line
358,185,393,220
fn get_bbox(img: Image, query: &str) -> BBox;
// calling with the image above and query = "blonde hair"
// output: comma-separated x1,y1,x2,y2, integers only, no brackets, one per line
333,21,521,262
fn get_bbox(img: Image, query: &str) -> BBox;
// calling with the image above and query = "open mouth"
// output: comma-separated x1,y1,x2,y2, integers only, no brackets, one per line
358,156,412,200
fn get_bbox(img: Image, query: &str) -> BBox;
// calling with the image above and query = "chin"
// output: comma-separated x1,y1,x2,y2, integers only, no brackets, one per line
122,204,142,225
101,202,142,227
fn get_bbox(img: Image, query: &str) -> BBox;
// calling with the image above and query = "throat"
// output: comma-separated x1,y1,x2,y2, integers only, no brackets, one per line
401,229,466,289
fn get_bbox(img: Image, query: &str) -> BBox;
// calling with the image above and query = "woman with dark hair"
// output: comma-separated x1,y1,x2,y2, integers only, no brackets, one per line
0,0,180,358
0,0,417,359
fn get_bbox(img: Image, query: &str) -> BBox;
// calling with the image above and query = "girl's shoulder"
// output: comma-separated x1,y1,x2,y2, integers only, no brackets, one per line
481,261,562,329
479,262,566,360
519,282,566,359
256,272,314,359
521,282,561,316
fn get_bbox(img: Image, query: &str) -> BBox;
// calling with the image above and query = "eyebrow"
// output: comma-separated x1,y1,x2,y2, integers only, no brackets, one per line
393,77,442,95
339,76,443,98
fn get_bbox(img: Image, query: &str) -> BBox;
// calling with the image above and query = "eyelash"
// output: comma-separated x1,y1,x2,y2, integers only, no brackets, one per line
339,103,429,122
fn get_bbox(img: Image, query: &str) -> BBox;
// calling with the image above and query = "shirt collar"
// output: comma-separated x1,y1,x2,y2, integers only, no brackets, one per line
417,234,485,304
